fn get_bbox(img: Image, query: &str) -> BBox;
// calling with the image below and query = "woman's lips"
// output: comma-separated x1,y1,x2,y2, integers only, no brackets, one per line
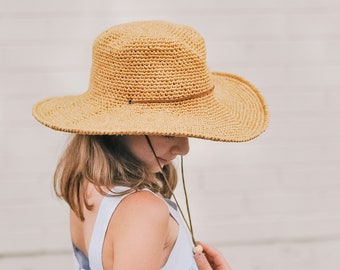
157,157,170,166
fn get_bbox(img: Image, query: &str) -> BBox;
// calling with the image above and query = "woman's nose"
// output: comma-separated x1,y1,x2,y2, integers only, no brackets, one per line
171,137,190,156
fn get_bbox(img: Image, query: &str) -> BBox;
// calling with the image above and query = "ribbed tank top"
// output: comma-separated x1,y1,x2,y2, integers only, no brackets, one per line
72,186,199,270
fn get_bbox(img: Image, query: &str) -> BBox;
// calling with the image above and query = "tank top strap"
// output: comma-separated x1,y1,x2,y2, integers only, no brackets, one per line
88,186,131,270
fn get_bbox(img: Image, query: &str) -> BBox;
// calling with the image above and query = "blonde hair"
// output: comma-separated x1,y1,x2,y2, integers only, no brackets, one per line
54,135,177,220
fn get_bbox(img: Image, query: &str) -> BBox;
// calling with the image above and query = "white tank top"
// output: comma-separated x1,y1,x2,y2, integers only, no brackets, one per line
73,186,199,270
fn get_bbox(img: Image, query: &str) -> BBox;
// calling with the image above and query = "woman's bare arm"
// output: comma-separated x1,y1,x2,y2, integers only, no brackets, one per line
109,191,169,270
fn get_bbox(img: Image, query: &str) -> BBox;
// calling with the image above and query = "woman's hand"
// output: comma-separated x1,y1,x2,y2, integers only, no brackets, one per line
194,242,232,270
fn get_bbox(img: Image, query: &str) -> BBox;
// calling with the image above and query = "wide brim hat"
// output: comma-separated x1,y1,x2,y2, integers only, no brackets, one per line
33,21,269,142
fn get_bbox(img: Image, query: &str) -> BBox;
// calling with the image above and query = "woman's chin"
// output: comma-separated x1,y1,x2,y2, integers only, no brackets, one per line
149,163,165,174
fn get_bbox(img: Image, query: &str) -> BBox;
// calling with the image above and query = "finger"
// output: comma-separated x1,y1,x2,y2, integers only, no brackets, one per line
194,252,213,270
196,241,232,270
197,241,219,256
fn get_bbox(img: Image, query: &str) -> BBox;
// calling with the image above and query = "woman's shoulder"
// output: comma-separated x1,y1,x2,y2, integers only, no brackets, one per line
105,190,172,267
114,189,169,221
108,189,171,241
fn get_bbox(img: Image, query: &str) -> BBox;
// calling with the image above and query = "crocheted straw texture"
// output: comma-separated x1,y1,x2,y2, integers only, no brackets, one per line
33,21,269,142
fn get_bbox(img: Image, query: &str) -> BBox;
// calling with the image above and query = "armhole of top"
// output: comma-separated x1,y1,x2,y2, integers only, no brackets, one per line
88,187,132,270
88,187,182,270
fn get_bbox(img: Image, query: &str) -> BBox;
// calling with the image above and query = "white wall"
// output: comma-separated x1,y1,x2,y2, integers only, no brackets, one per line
1,0,340,269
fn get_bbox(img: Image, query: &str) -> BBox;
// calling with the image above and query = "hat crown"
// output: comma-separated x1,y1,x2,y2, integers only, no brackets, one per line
88,21,214,104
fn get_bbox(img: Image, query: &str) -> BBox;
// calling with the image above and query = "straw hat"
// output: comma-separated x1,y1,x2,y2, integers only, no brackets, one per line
33,21,269,142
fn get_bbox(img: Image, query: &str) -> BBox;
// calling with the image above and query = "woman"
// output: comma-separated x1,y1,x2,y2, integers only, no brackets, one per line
33,20,268,269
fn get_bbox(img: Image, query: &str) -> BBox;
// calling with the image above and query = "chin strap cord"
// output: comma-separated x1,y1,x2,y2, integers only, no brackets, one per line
144,136,196,246
180,155,196,245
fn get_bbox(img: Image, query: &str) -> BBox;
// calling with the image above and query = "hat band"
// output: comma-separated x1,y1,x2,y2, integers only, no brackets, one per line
128,86,214,105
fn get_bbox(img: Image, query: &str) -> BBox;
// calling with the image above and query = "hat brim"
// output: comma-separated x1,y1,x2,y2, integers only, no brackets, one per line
32,72,269,142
